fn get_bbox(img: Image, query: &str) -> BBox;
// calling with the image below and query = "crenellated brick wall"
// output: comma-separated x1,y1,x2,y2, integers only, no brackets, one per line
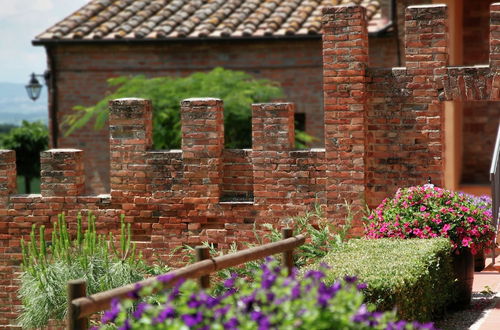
2,3,500,327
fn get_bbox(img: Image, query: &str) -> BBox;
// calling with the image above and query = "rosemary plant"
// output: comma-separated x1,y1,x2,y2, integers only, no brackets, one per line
18,212,169,328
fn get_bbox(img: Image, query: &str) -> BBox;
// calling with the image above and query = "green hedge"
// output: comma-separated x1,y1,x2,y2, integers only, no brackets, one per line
306,238,455,322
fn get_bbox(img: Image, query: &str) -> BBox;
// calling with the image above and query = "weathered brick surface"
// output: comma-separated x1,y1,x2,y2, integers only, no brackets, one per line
40,149,85,197
3,3,500,326
0,150,16,206
53,36,400,194
460,0,500,184
322,5,369,233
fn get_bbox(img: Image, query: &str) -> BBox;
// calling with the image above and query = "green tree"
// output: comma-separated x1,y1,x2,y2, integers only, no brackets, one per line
0,121,48,193
0,123,16,135
64,68,312,149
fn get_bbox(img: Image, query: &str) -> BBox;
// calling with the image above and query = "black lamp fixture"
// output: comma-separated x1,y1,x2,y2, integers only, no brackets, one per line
25,71,50,101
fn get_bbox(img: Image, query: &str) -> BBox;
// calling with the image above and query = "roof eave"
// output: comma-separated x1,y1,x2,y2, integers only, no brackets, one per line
32,27,391,46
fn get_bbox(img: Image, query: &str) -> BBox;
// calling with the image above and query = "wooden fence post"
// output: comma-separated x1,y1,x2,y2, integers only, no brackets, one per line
281,228,294,275
196,246,211,289
67,279,88,330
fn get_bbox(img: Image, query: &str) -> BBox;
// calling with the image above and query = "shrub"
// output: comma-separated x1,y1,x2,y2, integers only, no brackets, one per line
0,120,48,193
306,238,455,322
18,213,169,328
98,258,437,329
364,185,496,255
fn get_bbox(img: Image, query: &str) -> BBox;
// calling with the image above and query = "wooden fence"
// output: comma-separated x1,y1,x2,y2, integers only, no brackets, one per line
66,228,305,329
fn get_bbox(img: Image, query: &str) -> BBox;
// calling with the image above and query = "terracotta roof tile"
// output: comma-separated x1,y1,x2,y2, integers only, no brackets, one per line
35,0,383,41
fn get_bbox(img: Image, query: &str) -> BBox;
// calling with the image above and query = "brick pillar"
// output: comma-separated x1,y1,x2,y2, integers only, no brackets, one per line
109,98,152,202
0,150,16,206
252,103,295,209
40,149,84,197
181,98,224,206
405,4,448,186
490,3,500,98
322,5,368,228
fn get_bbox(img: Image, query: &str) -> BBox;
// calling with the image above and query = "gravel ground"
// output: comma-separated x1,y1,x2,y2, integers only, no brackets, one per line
434,292,499,330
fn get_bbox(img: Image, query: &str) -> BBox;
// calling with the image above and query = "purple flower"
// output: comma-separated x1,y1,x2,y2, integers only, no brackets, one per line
118,319,131,330
127,283,142,299
132,302,149,319
261,270,277,289
251,311,264,322
357,283,368,290
386,320,408,330
291,284,301,299
157,273,175,283
251,311,271,330
153,306,175,324
181,311,203,327
224,317,239,329
305,269,325,281
214,305,230,318
167,278,185,302
101,298,120,324
224,273,237,288
344,275,358,283
241,294,256,311
352,304,369,323
187,294,202,308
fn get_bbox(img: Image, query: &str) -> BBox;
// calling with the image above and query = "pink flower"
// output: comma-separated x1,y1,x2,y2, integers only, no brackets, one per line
467,216,475,223
461,237,472,247
442,224,451,232
432,217,442,224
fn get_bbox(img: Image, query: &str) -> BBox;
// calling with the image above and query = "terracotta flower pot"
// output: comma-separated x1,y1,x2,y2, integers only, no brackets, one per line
451,248,474,309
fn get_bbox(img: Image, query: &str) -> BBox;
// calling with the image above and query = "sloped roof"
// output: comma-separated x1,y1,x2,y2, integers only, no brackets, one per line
34,0,384,42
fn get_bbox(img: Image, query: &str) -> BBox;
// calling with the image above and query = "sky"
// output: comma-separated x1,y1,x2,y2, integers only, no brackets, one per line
0,0,89,84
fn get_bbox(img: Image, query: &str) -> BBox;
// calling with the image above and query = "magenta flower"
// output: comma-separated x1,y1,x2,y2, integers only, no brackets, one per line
364,185,495,255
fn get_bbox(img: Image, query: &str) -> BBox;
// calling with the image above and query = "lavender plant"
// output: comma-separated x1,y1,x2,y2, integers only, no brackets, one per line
98,258,437,330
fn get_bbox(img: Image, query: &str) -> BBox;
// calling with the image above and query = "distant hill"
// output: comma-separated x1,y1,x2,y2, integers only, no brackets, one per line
0,82,48,124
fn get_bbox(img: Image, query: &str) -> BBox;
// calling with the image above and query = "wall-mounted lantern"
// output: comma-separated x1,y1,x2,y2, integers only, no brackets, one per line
25,71,50,101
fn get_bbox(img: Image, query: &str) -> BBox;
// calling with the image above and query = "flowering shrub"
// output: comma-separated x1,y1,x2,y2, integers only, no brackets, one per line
98,258,436,329
364,185,496,254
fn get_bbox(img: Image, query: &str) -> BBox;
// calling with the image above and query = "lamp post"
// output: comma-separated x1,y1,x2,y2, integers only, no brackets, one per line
25,71,50,101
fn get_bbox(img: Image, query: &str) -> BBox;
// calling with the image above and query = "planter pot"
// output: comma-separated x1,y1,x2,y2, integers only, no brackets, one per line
451,248,474,309
474,250,486,272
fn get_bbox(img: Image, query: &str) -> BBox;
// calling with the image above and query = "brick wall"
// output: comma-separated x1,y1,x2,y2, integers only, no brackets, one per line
4,3,500,326
49,34,399,194
461,0,499,184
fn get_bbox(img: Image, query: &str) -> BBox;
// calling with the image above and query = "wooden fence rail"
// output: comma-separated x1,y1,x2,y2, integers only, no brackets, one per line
67,229,305,329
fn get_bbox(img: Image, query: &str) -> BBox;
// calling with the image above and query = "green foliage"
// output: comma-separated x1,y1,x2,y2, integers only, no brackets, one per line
0,120,48,193
99,259,427,330
306,238,455,322
178,203,351,295
0,123,16,135
260,202,352,268
64,68,295,149
18,213,170,328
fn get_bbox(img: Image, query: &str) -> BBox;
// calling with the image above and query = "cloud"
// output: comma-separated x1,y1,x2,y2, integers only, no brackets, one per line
33,0,55,11
0,0,88,83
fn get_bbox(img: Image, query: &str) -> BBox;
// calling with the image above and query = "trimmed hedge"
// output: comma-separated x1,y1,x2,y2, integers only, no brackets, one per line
307,238,455,322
